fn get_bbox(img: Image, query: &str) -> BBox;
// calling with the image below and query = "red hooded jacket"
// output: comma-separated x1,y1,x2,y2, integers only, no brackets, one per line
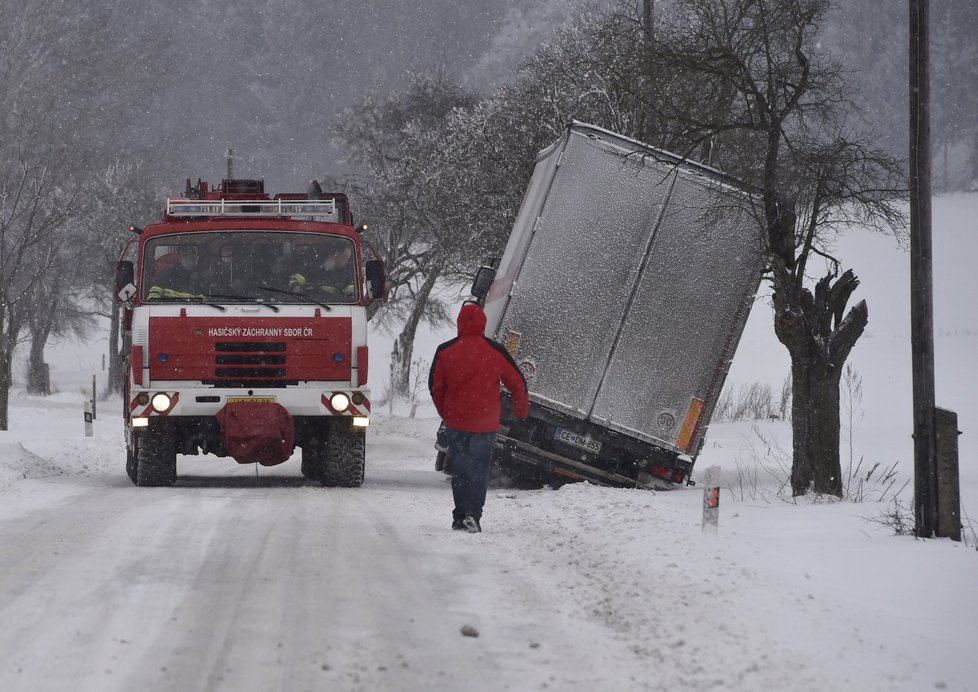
429,303,529,433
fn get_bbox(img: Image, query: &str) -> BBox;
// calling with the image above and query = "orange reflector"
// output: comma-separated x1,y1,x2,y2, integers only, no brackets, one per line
676,398,705,453
503,330,521,357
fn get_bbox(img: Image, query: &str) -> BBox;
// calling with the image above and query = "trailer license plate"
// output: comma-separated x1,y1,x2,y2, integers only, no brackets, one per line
554,428,602,454
226,397,277,403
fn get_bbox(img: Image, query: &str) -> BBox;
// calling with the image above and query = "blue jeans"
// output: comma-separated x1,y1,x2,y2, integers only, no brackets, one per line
446,428,496,520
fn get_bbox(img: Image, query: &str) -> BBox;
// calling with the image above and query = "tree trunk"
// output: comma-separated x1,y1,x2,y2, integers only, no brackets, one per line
640,0,657,145
774,267,868,497
25,274,64,395
0,346,9,431
972,122,978,190
107,300,124,396
788,353,843,496
390,264,442,399
0,296,14,430
25,335,50,395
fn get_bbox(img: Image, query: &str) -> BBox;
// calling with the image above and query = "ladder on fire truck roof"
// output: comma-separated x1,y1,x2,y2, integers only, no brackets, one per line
165,198,340,223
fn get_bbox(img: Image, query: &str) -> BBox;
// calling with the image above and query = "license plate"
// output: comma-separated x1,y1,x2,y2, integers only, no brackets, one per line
554,428,602,454
226,397,276,403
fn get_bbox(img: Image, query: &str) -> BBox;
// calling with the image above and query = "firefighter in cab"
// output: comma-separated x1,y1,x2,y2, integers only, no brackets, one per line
289,240,356,301
147,244,202,300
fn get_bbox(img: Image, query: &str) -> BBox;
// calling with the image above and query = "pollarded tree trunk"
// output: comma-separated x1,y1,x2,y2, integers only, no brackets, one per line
773,267,868,497
787,347,845,496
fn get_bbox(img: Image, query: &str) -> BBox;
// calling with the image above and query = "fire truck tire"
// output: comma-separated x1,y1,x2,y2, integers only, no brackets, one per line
321,423,365,488
136,429,177,487
300,444,327,481
126,440,138,485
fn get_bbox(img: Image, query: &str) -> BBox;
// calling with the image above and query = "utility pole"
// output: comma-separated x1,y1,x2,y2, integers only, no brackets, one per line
909,0,960,541
909,0,937,537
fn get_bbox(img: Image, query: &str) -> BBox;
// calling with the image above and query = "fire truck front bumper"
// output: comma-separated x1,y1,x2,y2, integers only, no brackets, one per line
128,385,371,428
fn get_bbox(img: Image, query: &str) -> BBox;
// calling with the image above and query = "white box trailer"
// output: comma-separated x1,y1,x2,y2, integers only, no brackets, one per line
460,121,763,489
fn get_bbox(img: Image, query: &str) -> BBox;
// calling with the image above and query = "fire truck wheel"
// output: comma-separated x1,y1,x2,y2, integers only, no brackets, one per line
136,429,177,487
126,440,138,485
321,422,365,488
300,444,327,482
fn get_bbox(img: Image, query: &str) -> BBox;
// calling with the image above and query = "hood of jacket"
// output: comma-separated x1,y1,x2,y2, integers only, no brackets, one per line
456,302,487,338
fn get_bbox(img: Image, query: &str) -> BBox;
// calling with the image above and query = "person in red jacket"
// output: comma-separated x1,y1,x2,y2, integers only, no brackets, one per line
429,302,529,533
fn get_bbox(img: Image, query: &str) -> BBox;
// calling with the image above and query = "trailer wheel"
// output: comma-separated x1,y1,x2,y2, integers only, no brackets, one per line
489,456,544,490
321,419,365,488
435,450,451,474
136,429,177,487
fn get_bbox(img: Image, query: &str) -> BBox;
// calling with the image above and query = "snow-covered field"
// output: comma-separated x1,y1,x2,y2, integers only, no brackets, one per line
1,194,976,692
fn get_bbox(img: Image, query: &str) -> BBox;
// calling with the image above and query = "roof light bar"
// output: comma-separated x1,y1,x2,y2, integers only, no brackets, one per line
166,198,338,222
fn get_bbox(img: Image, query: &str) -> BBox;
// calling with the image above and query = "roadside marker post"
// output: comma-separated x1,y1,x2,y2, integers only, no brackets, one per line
84,401,94,438
702,465,720,534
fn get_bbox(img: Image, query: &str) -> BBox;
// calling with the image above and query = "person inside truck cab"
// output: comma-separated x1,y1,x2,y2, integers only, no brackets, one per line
289,242,356,300
146,245,202,301
248,241,287,289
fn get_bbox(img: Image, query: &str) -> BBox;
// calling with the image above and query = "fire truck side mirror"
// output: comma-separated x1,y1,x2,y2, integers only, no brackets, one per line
115,261,136,303
364,259,386,301
471,266,496,302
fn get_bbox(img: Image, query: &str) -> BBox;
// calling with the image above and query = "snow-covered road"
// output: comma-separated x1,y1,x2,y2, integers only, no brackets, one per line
1,400,976,692
0,413,625,692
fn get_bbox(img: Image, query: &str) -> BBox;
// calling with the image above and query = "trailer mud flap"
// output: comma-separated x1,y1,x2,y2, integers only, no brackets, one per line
216,402,295,466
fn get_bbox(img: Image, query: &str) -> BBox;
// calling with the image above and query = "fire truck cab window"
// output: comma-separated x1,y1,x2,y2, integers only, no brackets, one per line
289,238,357,300
141,232,359,304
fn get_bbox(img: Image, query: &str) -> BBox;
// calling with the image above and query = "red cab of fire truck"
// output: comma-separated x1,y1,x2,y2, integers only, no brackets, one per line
114,178,386,487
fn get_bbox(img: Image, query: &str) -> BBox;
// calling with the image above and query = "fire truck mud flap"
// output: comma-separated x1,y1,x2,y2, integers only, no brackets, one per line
216,402,295,466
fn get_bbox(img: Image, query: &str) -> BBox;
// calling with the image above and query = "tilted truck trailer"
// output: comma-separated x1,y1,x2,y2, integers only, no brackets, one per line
114,177,387,487
445,122,763,490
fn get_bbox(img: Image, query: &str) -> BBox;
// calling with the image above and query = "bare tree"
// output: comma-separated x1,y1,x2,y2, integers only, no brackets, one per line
81,162,165,396
0,157,79,427
332,72,481,399
0,0,167,405
649,0,905,496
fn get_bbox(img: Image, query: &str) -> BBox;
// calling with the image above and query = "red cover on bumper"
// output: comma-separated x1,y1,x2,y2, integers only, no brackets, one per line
216,402,295,466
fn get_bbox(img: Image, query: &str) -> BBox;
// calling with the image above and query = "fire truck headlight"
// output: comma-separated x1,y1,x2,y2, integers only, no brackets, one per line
151,393,172,412
330,393,351,412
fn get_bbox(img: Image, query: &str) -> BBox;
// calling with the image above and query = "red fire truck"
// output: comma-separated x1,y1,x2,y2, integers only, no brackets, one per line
114,178,386,487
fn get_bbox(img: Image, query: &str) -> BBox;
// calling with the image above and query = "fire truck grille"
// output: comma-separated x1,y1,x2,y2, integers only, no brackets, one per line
207,341,294,387
215,342,286,352
215,367,288,378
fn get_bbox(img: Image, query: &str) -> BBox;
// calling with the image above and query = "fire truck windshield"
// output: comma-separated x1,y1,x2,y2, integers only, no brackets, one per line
141,231,359,305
